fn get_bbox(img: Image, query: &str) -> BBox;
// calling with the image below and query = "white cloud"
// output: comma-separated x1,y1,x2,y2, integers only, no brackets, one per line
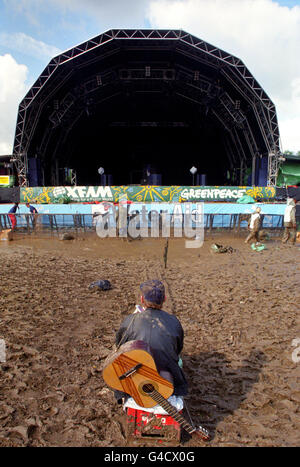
0,34,62,154
147,0,300,151
0,54,28,155
0,32,62,61
279,118,300,152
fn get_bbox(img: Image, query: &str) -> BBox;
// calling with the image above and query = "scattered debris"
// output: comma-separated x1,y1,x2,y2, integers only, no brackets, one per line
88,280,112,291
251,242,266,251
59,233,75,241
211,243,235,254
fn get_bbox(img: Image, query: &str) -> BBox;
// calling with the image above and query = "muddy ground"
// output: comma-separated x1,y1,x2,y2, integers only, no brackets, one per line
0,230,299,447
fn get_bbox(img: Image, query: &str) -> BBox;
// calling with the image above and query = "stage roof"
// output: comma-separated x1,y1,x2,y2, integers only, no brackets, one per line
12,29,281,186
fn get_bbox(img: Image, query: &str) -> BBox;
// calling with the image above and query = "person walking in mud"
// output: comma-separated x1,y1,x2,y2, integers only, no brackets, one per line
8,202,19,230
26,202,38,229
113,279,188,404
282,198,297,244
245,207,262,244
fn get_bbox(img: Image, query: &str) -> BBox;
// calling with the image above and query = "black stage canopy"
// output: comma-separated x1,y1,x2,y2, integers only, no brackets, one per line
12,29,281,187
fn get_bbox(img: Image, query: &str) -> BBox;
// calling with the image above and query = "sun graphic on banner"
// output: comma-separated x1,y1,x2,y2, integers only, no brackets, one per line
127,185,182,202
245,186,276,199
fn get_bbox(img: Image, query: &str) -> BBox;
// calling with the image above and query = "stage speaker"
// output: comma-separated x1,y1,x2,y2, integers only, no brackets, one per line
148,174,162,185
28,158,42,186
0,187,20,203
257,157,268,186
100,174,113,186
197,174,206,186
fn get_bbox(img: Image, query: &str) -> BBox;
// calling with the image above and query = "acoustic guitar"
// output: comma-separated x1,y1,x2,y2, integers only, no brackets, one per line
102,340,210,441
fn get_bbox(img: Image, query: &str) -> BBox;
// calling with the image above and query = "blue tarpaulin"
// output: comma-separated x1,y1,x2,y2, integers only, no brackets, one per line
0,202,286,229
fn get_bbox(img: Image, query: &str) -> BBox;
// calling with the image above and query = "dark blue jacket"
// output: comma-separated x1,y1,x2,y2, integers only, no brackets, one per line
8,205,18,213
116,308,188,396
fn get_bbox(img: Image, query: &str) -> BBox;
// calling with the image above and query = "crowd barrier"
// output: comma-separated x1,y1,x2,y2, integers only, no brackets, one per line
0,211,285,234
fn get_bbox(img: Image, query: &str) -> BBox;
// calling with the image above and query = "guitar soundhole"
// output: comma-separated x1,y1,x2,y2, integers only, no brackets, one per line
138,380,159,396
141,383,155,394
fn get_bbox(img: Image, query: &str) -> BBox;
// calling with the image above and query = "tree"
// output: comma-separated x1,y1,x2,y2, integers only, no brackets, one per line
283,150,300,157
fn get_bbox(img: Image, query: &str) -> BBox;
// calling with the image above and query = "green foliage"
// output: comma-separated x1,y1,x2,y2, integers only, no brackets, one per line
283,150,300,156
53,195,73,204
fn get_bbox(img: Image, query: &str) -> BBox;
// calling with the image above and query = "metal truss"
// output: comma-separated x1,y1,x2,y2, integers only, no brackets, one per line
220,69,280,185
13,29,281,186
212,93,259,162
268,151,280,187
70,169,77,186
49,93,75,128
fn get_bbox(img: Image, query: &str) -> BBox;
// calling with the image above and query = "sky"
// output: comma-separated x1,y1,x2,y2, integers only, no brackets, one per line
1,0,300,156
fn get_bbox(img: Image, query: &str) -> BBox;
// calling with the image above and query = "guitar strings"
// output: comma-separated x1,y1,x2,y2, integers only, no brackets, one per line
143,384,209,439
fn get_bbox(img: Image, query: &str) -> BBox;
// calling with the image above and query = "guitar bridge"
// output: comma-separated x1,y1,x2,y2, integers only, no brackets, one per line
119,363,142,380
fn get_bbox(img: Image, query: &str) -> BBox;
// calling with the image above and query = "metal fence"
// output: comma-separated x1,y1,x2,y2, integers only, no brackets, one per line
0,212,285,235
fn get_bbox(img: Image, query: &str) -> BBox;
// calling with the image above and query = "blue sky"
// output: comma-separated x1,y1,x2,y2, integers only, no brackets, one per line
0,0,152,86
1,0,300,154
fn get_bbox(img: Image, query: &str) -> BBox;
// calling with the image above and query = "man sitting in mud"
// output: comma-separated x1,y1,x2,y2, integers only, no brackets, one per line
114,279,188,404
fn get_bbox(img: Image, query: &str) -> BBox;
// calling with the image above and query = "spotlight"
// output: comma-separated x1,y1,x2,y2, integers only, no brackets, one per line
190,166,197,186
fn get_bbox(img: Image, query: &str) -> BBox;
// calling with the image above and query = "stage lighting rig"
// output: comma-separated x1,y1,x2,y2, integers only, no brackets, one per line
190,166,197,186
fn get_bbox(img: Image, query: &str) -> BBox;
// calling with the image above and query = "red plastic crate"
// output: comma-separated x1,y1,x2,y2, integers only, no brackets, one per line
126,407,181,444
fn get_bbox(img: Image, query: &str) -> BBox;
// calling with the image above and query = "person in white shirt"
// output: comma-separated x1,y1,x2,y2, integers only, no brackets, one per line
282,198,297,244
245,207,262,244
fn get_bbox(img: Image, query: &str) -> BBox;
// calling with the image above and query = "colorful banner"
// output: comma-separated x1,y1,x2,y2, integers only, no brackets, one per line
20,185,277,204
179,186,276,201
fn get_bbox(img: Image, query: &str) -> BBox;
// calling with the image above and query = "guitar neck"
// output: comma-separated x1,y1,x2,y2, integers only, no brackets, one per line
150,388,193,432
149,388,209,440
